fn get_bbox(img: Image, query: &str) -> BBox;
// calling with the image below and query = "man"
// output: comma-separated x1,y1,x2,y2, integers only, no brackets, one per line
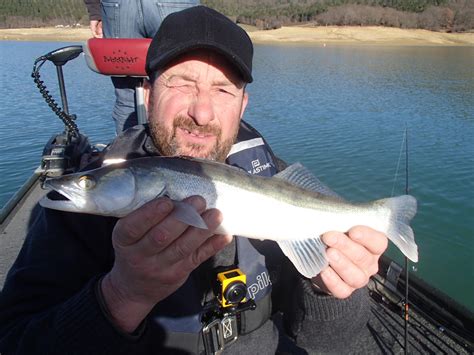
0,6,387,354
83,0,200,133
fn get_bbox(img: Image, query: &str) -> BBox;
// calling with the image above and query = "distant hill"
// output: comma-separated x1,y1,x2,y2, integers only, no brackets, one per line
0,0,472,32
0,0,87,28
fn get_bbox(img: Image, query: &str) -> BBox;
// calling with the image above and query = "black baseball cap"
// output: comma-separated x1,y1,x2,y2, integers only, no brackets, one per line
145,6,253,83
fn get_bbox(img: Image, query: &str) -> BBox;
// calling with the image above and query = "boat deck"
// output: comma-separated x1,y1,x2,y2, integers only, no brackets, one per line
364,276,472,354
0,175,44,286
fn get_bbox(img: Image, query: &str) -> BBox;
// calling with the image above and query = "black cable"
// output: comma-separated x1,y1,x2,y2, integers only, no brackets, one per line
31,57,79,136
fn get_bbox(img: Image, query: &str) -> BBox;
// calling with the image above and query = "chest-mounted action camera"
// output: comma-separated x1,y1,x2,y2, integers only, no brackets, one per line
202,267,257,354
217,268,248,308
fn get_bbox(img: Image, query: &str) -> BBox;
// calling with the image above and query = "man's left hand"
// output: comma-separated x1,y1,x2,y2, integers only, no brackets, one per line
311,226,388,299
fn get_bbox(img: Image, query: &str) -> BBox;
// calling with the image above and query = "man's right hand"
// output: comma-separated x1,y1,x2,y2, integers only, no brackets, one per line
101,196,232,333
89,20,103,38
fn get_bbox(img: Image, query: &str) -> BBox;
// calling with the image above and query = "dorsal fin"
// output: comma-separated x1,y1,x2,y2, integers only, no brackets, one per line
274,163,341,198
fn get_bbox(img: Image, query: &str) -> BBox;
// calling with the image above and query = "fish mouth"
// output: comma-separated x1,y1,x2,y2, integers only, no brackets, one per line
39,194,83,213
39,179,90,212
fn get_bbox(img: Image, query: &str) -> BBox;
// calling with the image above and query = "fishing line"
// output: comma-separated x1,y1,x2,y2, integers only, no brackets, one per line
391,130,407,197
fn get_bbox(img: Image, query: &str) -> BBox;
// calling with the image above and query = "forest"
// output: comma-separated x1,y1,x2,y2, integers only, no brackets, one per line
0,0,472,32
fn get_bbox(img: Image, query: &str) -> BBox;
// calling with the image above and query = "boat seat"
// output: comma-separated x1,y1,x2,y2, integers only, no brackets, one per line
83,38,152,124
83,38,152,77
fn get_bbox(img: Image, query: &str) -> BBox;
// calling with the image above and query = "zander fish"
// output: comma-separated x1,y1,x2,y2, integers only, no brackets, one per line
40,156,418,278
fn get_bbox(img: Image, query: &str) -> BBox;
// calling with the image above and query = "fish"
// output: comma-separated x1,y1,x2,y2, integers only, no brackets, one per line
39,156,418,278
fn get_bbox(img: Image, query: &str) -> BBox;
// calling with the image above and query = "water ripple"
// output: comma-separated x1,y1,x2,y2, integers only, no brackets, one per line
1,41,473,310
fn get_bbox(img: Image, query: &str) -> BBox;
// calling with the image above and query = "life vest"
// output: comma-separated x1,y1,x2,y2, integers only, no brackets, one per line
101,121,281,353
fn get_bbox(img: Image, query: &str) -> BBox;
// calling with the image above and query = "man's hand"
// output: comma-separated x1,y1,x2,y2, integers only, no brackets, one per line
311,226,388,299
89,20,103,38
101,196,232,333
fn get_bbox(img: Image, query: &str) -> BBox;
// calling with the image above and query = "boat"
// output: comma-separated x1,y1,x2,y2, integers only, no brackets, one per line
1,41,473,354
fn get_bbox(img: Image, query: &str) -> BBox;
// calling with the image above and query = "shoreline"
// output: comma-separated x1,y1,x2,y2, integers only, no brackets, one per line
248,26,474,46
0,26,473,46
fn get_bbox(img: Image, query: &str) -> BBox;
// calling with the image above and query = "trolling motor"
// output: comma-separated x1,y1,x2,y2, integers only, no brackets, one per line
32,45,92,177
32,39,153,178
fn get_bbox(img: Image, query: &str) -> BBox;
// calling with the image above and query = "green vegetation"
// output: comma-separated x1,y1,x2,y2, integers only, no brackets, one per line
0,0,88,28
205,0,447,16
203,0,473,31
0,0,472,32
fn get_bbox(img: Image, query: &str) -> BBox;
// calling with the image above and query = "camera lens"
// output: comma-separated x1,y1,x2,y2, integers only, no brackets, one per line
224,281,247,304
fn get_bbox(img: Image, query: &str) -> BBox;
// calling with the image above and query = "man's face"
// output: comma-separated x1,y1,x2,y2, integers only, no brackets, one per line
145,50,249,162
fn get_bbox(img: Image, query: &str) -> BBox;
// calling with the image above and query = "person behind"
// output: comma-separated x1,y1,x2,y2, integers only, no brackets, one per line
83,0,200,134
0,6,388,354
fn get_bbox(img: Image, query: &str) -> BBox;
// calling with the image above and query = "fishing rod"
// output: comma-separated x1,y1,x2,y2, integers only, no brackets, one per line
404,127,410,355
391,127,410,354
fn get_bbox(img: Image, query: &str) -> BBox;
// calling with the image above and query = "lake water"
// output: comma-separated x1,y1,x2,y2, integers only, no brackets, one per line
0,41,473,311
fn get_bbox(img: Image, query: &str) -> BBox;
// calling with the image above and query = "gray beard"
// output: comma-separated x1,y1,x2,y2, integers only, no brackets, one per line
148,114,238,162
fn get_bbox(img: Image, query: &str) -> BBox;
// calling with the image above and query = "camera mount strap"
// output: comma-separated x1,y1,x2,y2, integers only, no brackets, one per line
202,315,239,355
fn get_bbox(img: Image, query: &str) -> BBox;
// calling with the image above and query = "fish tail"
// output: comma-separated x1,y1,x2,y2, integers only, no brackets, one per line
380,195,418,262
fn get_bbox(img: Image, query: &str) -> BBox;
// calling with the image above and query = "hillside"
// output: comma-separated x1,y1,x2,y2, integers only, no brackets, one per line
0,0,472,32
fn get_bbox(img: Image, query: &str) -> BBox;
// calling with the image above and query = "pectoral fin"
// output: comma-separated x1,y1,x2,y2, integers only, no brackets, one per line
273,164,336,277
172,201,209,230
277,237,328,279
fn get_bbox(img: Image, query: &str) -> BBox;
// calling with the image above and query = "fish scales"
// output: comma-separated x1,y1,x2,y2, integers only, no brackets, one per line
131,159,372,241
138,156,361,212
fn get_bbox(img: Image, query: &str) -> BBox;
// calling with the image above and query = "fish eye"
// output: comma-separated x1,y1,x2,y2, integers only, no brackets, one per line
77,175,96,190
